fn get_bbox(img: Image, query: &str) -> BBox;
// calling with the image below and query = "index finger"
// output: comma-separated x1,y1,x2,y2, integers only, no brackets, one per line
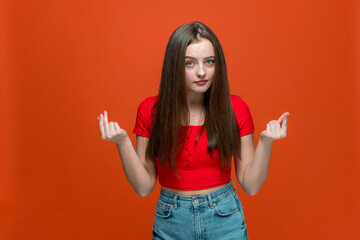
103,110,111,136
280,113,289,134
277,112,289,123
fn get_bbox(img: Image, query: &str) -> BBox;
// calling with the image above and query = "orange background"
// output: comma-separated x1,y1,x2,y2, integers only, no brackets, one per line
1,0,359,239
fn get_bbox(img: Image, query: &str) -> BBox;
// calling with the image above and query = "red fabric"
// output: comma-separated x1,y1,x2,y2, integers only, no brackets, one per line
133,95,255,190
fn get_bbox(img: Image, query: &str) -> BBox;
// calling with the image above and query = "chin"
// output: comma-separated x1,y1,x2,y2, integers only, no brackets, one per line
187,88,210,97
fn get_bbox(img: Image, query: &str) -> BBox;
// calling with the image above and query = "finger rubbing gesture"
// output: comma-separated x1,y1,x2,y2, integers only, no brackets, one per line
260,112,289,142
97,110,128,144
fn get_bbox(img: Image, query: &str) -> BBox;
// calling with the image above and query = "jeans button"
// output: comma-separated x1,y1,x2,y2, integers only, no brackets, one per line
194,199,199,204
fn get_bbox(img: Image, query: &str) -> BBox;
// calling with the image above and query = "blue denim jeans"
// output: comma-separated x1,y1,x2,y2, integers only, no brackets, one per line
152,179,248,240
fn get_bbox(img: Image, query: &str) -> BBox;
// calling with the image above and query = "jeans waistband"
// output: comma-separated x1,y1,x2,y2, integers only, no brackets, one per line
159,179,237,209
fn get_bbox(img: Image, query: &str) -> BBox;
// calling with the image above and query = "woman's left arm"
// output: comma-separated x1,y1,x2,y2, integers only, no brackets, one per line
234,112,289,196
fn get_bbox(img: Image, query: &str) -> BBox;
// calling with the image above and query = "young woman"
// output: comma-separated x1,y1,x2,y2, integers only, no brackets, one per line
97,22,289,239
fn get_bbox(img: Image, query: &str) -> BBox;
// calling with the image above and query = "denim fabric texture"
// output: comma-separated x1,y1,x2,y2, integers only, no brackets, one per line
152,179,248,240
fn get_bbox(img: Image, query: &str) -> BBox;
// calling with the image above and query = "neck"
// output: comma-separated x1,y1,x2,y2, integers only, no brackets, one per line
185,92,205,126
186,92,204,110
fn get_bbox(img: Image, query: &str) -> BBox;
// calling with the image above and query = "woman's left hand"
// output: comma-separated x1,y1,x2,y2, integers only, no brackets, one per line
260,112,289,142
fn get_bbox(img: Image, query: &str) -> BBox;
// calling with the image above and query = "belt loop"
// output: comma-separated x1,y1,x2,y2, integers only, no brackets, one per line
230,179,237,192
173,194,178,209
207,193,214,208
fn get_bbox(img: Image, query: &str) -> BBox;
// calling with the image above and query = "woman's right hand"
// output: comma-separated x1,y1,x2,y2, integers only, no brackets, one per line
97,110,128,145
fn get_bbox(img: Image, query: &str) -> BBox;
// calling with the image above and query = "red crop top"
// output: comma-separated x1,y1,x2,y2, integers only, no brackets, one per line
133,95,255,190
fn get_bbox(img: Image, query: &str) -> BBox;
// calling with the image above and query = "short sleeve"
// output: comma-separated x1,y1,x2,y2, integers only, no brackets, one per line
231,95,255,137
133,96,157,138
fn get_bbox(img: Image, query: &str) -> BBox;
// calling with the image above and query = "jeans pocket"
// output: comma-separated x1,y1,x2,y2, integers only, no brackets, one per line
154,200,173,219
213,194,240,217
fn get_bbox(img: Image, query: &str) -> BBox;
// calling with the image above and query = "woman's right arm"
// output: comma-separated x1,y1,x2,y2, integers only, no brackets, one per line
97,110,157,197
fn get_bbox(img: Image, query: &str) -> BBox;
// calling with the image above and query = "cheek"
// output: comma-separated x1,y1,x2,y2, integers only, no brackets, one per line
208,68,215,79
185,70,193,83
208,68,215,86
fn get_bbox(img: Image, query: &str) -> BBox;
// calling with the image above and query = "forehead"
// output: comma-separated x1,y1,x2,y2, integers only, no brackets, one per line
185,38,215,57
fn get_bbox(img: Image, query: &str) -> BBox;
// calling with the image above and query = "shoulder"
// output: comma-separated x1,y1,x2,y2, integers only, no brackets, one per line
230,95,255,135
139,95,158,108
231,95,250,112
133,96,158,137
137,96,158,113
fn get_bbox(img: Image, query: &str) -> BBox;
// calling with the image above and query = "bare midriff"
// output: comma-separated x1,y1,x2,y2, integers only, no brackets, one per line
162,183,228,197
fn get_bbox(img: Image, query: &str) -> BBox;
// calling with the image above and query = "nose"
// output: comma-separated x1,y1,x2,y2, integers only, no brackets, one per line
196,64,206,78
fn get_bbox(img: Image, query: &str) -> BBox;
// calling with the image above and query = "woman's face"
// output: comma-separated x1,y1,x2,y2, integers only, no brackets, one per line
184,38,215,98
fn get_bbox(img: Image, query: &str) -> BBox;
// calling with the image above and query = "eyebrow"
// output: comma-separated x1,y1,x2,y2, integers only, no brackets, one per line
185,56,215,60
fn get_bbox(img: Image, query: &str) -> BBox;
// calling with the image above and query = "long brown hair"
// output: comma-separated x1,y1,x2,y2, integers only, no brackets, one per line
146,21,240,174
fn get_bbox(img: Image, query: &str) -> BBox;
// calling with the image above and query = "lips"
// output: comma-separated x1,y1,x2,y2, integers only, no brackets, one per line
195,80,208,85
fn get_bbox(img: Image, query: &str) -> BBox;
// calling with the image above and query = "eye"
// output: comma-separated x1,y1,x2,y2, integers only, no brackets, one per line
185,61,194,67
205,59,215,65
